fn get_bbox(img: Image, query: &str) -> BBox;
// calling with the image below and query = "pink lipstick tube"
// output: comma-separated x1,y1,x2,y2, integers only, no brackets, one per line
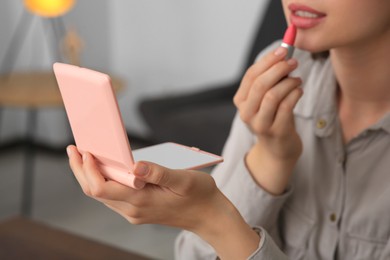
281,25,297,59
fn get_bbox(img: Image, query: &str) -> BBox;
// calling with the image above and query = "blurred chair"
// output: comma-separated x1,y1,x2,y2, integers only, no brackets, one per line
139,0,286,154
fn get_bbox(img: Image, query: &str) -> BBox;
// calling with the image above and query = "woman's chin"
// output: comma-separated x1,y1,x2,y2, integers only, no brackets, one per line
296,42,330,54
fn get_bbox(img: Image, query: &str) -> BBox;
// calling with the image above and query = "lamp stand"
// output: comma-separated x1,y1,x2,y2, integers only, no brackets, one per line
0,10,67,75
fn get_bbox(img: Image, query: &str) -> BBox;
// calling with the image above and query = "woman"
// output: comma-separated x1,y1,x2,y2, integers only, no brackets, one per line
66,0,390,259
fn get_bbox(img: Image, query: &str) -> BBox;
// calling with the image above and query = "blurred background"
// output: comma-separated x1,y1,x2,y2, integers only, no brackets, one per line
0,0,284,259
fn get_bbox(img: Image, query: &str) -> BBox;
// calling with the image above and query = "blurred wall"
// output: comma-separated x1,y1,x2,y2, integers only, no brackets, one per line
0,0,111,144
0,0,269,144
111,0,269,135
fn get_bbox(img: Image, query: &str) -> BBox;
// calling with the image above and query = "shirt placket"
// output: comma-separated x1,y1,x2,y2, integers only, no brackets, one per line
315,113,345,258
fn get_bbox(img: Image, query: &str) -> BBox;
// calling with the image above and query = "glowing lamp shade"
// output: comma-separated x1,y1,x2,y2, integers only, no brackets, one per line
24,0,75,17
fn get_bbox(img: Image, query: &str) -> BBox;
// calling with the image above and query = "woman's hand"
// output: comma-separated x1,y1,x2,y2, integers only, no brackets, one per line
67,145,221,230
66,145,260,259
233,47,303,195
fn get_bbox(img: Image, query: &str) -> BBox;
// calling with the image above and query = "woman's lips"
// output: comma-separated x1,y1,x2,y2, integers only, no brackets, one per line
288,3,326,29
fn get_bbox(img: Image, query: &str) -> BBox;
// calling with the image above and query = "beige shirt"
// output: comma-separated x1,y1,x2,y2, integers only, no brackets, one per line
174,41,390,260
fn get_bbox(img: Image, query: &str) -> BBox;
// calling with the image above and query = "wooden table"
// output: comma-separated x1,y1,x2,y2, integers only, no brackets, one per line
0,71,124,216
0,217,150,260
0,71,124,107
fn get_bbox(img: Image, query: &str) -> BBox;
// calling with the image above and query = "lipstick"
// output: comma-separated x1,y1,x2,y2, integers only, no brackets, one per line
281,25,297,59
289,4,326,29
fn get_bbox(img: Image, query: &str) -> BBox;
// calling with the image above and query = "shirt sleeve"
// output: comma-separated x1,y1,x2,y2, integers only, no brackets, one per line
175,114,292,259
175,231,217,260
174,227,288,260
213,113,293,230
248,227,288,260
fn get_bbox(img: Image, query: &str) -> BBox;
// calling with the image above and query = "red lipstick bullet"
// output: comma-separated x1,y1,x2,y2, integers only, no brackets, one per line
281,25,297,59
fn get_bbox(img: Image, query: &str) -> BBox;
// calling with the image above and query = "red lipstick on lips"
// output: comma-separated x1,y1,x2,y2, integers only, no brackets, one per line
281,25,297,59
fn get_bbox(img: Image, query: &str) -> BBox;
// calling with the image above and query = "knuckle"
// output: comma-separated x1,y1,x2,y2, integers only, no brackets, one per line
82,187,92,197
245,65,258,80
233,94,241,107
276,61,291,72
89,185,105,198
153,166,169,185
239,110,251,123
252,123,268,135
125,207,144,220
180,173,197,194
263,91,279,104
129,218,145,225
131,195,147,208
279,100,295,112
252,78,266,92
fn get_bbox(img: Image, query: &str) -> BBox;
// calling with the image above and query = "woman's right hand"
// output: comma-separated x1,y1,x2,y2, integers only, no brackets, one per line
233,47,303,195
67,145,260,259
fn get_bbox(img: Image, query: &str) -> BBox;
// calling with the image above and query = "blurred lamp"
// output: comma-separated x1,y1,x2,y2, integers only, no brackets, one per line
24,0,75,18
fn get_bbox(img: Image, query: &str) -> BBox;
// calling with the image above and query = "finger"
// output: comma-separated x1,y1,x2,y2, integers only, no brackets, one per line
272,87,304,134
234,47,288,105
67,145,89,192
239,59,298,121
81,152,139,200
133,161,192,194
82,152,107,187
252,77,302,133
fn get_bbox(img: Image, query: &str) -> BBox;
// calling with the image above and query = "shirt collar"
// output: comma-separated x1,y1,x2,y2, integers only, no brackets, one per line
293,54,390,137
293,57,338,138
368,113,390,134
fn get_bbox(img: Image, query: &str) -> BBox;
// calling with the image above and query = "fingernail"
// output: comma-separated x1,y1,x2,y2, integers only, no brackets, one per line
135,163,149,176
82,153,87,162
274,47,286,56
66,147,72,157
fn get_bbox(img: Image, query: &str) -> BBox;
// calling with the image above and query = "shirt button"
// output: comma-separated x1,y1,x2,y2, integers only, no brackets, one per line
316,119,327,129
330,213,337,222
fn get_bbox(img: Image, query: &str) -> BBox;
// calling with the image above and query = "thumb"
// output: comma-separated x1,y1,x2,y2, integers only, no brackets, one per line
133,161,185,189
